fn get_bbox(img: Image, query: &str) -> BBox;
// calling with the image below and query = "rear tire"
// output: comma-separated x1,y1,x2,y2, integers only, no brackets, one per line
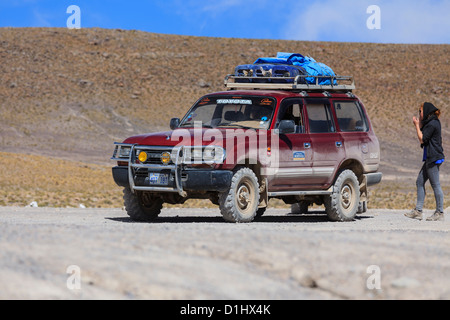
123,188,163,222
219,168,260,223
291,201,310,214
255,207,267,218
324,170,360,221
357,201,367,214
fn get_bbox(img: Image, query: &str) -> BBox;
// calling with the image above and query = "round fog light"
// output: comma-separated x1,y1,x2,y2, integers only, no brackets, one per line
161,152,171,165
138,151,148,163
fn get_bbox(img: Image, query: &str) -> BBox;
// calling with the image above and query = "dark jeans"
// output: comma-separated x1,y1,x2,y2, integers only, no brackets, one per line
416,162,444,213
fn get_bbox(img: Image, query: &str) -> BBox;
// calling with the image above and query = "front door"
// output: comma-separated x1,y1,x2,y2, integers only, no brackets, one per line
268,98,315,191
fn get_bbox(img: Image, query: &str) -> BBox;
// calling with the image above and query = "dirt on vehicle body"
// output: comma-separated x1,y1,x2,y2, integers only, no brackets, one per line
112,73,382,222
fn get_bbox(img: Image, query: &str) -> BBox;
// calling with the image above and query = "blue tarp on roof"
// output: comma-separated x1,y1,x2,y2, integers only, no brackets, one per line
254,52,336,85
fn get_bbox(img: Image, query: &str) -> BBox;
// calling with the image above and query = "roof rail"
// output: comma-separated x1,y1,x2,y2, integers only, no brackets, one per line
224,74,355,92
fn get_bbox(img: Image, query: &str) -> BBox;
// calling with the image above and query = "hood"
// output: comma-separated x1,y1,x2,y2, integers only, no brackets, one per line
122,128,246,147
423,102,438,119
123,131,175,146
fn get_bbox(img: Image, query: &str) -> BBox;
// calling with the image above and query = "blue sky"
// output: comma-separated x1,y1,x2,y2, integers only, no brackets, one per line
1,0,449,44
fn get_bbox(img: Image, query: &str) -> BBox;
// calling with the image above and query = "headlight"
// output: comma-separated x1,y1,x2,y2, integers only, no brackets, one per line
203,147,215,160
192,148,203,161
119,146,131,158
112,144,133,161
182,146,225,164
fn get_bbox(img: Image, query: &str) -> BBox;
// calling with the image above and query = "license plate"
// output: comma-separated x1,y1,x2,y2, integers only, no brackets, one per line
148,173,169,185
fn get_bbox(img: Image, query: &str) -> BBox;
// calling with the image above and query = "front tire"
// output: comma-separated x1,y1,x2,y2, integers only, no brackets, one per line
219,168,260,223
123,188,163,222
324,170,360,221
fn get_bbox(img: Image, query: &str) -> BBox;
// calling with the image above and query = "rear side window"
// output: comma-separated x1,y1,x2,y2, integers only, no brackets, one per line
334,101,369,132
306,103,336,133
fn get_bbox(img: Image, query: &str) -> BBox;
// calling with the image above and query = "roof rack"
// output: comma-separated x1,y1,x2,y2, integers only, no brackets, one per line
224,74,355,92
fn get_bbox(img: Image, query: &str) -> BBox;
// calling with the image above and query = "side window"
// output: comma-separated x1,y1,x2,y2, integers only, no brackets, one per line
277,100,305,133
334,101,369,132
306,103,336,133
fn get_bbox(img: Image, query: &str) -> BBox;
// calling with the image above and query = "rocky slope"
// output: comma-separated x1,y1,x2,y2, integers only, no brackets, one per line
0,27,449,208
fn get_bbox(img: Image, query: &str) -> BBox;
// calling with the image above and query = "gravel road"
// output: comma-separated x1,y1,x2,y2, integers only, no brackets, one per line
0,206,448,300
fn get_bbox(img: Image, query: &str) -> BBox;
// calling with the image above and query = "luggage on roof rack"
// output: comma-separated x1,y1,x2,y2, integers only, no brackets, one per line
233,52,343,87
224,74,355,92
234,64,308,84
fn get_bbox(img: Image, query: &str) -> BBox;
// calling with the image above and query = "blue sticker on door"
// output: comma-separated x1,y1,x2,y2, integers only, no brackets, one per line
293,151,305,161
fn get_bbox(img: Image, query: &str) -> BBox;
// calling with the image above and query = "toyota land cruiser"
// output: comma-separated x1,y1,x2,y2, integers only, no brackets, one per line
112,74,382,222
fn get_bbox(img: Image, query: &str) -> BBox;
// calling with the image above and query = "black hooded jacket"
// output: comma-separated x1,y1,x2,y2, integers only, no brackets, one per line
421,102,445,164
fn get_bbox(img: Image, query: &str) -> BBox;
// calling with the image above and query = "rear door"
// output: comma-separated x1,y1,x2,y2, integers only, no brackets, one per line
333,99,374,169
304,98,345,187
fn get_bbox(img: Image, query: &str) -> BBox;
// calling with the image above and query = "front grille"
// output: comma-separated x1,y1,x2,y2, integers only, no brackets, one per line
136,149,174,166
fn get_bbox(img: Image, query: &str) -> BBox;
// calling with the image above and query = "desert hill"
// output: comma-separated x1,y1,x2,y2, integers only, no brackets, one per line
0,27,449,208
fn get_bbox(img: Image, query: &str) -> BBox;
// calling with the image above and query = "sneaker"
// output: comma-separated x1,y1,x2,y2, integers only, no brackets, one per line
426,211,445,221
404,209,423,220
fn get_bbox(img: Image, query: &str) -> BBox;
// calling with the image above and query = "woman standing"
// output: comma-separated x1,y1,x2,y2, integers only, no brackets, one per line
405,102,445,221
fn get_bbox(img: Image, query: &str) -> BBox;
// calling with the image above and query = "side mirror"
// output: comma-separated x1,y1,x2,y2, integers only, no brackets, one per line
170,118,180,130
278,120,295,134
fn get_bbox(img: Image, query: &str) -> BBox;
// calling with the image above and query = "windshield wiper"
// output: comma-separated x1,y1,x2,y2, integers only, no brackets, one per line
179,123,214,128
218,123,254,129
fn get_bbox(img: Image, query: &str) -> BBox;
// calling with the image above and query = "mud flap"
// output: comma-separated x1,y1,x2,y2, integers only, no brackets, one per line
259,178,269,208
358,175,368,214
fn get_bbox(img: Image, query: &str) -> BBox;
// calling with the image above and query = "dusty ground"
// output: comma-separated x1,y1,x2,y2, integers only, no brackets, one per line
0,206,448,300
1,28,449,210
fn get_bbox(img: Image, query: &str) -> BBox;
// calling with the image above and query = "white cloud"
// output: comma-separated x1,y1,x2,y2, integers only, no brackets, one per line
166,0,274,36
176,0,271,17
201,0,243,14
2,0,38,7
32,8,52,27
283,0,450,44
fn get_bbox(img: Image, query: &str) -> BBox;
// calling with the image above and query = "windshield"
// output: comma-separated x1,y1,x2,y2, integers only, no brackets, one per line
180,96,276,129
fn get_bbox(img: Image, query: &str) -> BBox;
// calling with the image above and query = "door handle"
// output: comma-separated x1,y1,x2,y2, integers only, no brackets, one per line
336,141,343,148
304,142,311,149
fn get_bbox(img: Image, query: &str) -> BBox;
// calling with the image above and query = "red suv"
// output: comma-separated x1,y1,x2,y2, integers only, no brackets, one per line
112,75,382,222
